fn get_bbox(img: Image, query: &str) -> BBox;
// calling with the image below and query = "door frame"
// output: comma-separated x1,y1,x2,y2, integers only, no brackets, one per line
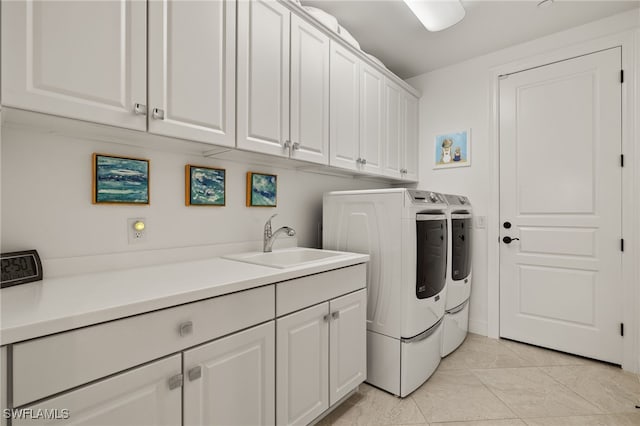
487,30,639,372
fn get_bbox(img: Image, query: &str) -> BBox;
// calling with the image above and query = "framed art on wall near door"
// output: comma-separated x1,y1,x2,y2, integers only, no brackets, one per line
92,153,150,205
434,129,470,169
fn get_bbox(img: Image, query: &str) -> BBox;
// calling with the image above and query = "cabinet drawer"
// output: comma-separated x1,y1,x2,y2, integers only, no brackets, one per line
13,285,274,406
276,264,365,316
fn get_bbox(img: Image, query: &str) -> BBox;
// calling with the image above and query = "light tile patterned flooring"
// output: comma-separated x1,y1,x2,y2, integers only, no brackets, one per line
318,334,640,426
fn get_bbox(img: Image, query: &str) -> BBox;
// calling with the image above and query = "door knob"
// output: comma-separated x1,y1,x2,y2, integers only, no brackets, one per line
503,236,520,244
503,221,512,229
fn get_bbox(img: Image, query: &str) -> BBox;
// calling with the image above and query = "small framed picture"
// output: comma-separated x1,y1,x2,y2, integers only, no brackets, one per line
246,172,277,207
185,165,226,206
434,129,471,169
92,153,150,204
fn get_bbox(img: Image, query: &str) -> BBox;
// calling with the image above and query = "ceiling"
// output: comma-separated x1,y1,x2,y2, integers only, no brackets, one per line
302,0,640,79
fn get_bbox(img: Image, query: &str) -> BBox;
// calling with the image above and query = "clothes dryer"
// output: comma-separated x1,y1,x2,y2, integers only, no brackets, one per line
442,194,473,357
323,189,447,397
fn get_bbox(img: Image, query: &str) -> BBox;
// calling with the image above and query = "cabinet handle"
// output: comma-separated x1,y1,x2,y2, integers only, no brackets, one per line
332,311,340,320
152,108,165,120
361,158,367,165
323,314,330,322
356,158,363,164
401,168,407,174
187,366,202,381
179,321,193,337
168,373,183,390
292,142,300,150
133,103,147,115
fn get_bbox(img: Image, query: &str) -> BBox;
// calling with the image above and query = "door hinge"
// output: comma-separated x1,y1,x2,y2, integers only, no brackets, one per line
620,323,624,337
621,154,624,167
621,238,625,252
620,70,624,83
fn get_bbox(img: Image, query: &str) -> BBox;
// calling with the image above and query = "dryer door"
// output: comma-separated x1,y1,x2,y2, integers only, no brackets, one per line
416,214,447,300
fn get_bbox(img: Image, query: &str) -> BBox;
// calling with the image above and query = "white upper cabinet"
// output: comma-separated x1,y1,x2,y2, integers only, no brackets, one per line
1,0,147,130
359,63,385,175
290,14,330,165
383,78,403,178
329,41,361,171
237,0,291,157
403,93,419,181
148,0,235,146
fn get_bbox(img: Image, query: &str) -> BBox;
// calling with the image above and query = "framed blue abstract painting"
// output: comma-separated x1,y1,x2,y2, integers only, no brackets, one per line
246,172,277,207
434,129,471,169
185,165,226,206
92,153,150,204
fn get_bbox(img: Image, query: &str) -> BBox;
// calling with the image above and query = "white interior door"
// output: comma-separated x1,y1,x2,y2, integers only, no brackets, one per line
148,0,235,146
499,48,623,364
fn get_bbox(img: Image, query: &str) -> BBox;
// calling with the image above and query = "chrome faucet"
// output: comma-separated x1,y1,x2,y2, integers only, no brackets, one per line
264,214,296,252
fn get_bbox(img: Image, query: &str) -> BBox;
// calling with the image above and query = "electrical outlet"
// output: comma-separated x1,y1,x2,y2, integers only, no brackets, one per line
475,216,486,229
128,218,147,244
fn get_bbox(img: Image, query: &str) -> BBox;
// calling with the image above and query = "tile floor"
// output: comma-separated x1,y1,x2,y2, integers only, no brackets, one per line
318,334,640,426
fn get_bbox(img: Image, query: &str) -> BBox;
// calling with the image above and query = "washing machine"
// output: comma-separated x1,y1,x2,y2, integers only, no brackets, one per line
441,194,473,357
323,189,448,397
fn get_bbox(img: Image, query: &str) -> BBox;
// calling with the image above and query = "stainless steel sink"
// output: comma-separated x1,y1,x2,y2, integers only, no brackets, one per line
223,248,343,269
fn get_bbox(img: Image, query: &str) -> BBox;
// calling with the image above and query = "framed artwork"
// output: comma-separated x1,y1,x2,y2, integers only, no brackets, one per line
185,165,226,206
246,172,277,207
92,153,150,204
434,129,471,169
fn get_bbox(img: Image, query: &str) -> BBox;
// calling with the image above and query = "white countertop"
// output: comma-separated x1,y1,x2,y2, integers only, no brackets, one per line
0,249,369,345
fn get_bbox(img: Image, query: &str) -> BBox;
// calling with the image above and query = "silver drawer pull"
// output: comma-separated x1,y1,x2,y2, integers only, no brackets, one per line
133,103,147,115
179,321,193,337
332,311,340,320
292,142,300,150
361,158,367,165
152,108,165,120
187,366,202,381
283,140,291,149
168,374,183,390
356,158,362,164
323,314,330,322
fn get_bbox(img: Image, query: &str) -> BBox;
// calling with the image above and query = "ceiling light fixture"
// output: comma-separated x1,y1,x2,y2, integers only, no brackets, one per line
403,0,466,32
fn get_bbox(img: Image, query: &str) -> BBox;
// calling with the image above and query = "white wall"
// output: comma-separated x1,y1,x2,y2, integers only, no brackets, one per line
1,122,388,276
407,9,640,337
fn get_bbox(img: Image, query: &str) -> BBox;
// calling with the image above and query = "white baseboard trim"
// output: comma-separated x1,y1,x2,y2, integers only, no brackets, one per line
469,319,488,336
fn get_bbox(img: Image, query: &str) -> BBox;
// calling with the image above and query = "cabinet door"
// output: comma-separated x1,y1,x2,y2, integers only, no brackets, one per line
329,289,367,406
183,322,275,426
14,355,181,426
237,0,290,157
403,93,419,181
382,78,403,178
360,63,385,175
1,0,146,130
277,303,329,426
329,41,360,171
148,0,235,146
290,15,330,165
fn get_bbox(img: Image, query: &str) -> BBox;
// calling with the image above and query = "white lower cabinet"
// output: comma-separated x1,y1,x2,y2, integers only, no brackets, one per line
329,290,367,406
277,288,367,426
277,303,330,426
15,355,182,426
183,321,275,426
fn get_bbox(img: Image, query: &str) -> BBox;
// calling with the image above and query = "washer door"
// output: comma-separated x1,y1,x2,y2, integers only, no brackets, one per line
451,213,472,281
416,214,447,300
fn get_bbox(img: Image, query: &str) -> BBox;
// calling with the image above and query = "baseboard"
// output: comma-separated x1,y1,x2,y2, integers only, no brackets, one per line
469,318,488,336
